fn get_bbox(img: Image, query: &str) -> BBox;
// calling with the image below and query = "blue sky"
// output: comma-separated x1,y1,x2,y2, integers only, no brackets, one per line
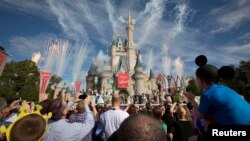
0,0,250,89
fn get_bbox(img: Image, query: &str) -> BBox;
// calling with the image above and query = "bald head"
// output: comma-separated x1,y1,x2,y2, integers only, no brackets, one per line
117,114,166,141
112,94,121,106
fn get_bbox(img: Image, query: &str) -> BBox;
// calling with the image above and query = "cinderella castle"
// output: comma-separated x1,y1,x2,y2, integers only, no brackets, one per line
86,11,162,103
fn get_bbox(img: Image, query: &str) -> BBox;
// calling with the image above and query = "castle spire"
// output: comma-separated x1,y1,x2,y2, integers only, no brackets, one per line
126,9,136,73
149,69,155,80
135,50,144,68
126,10,134,49
128,10,132,26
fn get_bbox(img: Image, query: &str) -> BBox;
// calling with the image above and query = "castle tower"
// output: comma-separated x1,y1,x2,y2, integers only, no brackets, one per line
110,35,127,72
149,69,158,94
133,51,145,95
126,11,137,74
86,63,97,91
99,68,113,93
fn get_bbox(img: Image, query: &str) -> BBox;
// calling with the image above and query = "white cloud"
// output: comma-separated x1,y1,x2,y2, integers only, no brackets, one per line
118,16,126,23
226,43,250,55
9,33,57,59
94,50,110,73
239,32,250,40
136,0,166,48
0,0,51,19
105,0,120,34
72,42,91,82
47,0,90,41
210,0,250,33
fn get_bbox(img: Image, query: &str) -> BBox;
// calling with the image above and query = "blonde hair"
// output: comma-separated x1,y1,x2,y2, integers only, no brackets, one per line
176,105,192,121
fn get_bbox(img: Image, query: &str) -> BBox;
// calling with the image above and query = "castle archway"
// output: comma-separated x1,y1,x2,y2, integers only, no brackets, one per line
119,89,129,104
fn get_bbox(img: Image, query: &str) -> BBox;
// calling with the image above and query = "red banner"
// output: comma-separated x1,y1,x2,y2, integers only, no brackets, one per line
0,50,8,76
75,81,81,93
39,71,52,102
117,73,129,88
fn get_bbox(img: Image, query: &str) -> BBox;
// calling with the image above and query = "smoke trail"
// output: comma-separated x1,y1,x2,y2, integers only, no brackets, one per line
173,57,184,77
137,0,166,48
72,42,91,82
161,2,191,74
173,2,190,35
31,52,41,65
78,0,104,37
78,0,92,23
146,49,154,74
162,45,171,75
47,0,89,40
95,50,110,73
44,41,58,72
173,57,184,88
105,0,119,34
164,2,191,49
54,39,71,77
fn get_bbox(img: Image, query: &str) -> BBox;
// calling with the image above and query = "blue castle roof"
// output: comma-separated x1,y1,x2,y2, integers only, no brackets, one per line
111,36,127,48
88,63,98,75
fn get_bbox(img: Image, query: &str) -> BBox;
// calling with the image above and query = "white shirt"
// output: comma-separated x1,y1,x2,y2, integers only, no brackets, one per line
100,109,129,141
43,106,95,141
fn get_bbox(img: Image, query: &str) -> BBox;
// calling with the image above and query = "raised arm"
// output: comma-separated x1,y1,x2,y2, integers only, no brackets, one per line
77,95,95,140
183,92,203,119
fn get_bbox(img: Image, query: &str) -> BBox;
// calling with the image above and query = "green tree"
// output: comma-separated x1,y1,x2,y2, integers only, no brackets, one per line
221,60,250,101
0,60,40,102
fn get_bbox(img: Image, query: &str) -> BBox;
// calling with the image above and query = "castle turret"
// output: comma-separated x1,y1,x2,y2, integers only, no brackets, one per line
149,69,158,94
86,63,97,91
110,36,127,72
133,51,145,95
126,11,137,74
99,66,113,93
149,69,154,80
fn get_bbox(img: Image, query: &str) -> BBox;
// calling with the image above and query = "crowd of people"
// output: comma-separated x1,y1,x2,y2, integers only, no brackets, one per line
0,55,250,141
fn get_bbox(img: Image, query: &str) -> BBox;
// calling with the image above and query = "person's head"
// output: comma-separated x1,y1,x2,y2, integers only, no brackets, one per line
76,101,85,113
175,105,192,121
195,55,235,89
66,110,75,119
39,99,51,115
187,102,194,111
10,114,46,141
127,104,138,115
49,98,67,121
196,64,219,88
117,114,166,141
96,105,103,114
112,94,121,106
152,105,164,119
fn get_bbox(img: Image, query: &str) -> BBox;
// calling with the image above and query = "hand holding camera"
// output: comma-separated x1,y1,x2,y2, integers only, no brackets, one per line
83,95,91,107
